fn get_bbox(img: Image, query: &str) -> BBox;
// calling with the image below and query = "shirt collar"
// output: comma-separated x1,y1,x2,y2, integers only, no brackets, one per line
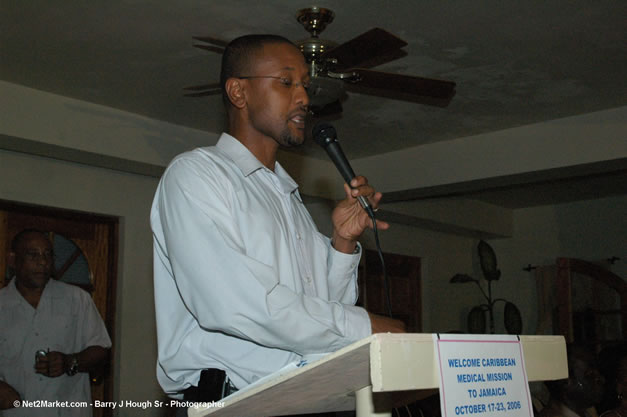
216,133,300,199
2,277,60,309
2,279,21,308
216,133,266,177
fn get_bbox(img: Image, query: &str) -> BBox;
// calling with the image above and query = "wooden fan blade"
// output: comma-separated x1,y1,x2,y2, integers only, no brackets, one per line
352,49,408,70
193,36,229,47
345,69,456,107
321,28,407,71
193,44,225,54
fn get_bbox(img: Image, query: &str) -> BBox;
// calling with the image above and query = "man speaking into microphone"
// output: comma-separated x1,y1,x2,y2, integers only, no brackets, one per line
150,34,405,413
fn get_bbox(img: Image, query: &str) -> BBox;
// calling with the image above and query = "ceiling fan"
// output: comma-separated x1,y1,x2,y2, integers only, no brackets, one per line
185,6,456,116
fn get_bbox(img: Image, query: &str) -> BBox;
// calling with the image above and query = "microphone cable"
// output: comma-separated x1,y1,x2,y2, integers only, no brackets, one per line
366,207,393,318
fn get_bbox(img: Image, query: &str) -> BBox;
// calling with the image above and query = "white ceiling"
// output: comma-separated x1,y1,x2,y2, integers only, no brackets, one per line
2,0,626,207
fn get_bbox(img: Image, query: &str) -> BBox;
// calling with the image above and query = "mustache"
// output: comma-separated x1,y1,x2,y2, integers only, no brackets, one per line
289,105,308,118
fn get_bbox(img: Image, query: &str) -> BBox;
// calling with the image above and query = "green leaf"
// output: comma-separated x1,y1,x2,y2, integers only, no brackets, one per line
450,273,477,284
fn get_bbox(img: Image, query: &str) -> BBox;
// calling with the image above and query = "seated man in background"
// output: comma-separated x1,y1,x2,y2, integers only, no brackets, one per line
0,229,111,417
539,345,604,417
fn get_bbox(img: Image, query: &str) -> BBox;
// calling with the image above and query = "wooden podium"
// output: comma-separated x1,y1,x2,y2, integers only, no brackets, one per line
189,333,567,417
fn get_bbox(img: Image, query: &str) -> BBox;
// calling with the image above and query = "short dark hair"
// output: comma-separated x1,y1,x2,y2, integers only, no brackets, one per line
219,34,295,107
11,229,51,252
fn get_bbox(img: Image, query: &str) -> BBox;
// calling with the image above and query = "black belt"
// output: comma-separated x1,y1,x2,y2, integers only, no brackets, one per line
182,369,237,402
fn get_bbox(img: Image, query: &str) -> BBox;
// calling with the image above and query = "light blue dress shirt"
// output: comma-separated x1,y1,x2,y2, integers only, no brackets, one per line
151,133,371,395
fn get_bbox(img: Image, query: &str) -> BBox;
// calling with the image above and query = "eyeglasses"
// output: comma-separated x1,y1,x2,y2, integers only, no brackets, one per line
23,250,55,262
237,76,310,91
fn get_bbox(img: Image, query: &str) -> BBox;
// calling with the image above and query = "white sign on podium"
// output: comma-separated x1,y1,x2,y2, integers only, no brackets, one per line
433,334,534,417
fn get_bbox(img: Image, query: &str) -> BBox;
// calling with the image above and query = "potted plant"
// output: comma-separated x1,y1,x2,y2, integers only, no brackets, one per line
450,240,522,334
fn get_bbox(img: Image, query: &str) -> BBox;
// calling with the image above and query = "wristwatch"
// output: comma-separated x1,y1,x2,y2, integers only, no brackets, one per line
66,355,79,376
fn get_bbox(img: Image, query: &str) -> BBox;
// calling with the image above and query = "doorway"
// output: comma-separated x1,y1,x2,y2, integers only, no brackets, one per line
359,250,422,332
0,200,118,417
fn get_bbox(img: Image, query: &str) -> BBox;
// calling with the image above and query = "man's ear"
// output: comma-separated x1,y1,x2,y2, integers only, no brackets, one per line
225,78,247,110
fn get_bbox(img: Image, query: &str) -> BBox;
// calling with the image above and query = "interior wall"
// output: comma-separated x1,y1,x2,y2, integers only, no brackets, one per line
353,106,627,194
0,81,215,168
362,223,478,333
0,149,167,416
486,195,627,335
4,82,625,205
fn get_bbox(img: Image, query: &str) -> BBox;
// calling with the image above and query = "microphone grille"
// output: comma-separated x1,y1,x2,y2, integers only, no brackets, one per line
312,122,337,147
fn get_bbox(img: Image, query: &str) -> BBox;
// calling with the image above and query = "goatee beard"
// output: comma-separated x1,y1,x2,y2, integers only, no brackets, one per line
279,128,304,148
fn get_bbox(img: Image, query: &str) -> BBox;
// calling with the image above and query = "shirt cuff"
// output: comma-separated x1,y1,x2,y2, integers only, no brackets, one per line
328,241,361,275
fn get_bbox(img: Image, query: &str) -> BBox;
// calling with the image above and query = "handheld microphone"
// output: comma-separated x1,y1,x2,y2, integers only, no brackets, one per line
313,123,392,317
312,122,375,217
